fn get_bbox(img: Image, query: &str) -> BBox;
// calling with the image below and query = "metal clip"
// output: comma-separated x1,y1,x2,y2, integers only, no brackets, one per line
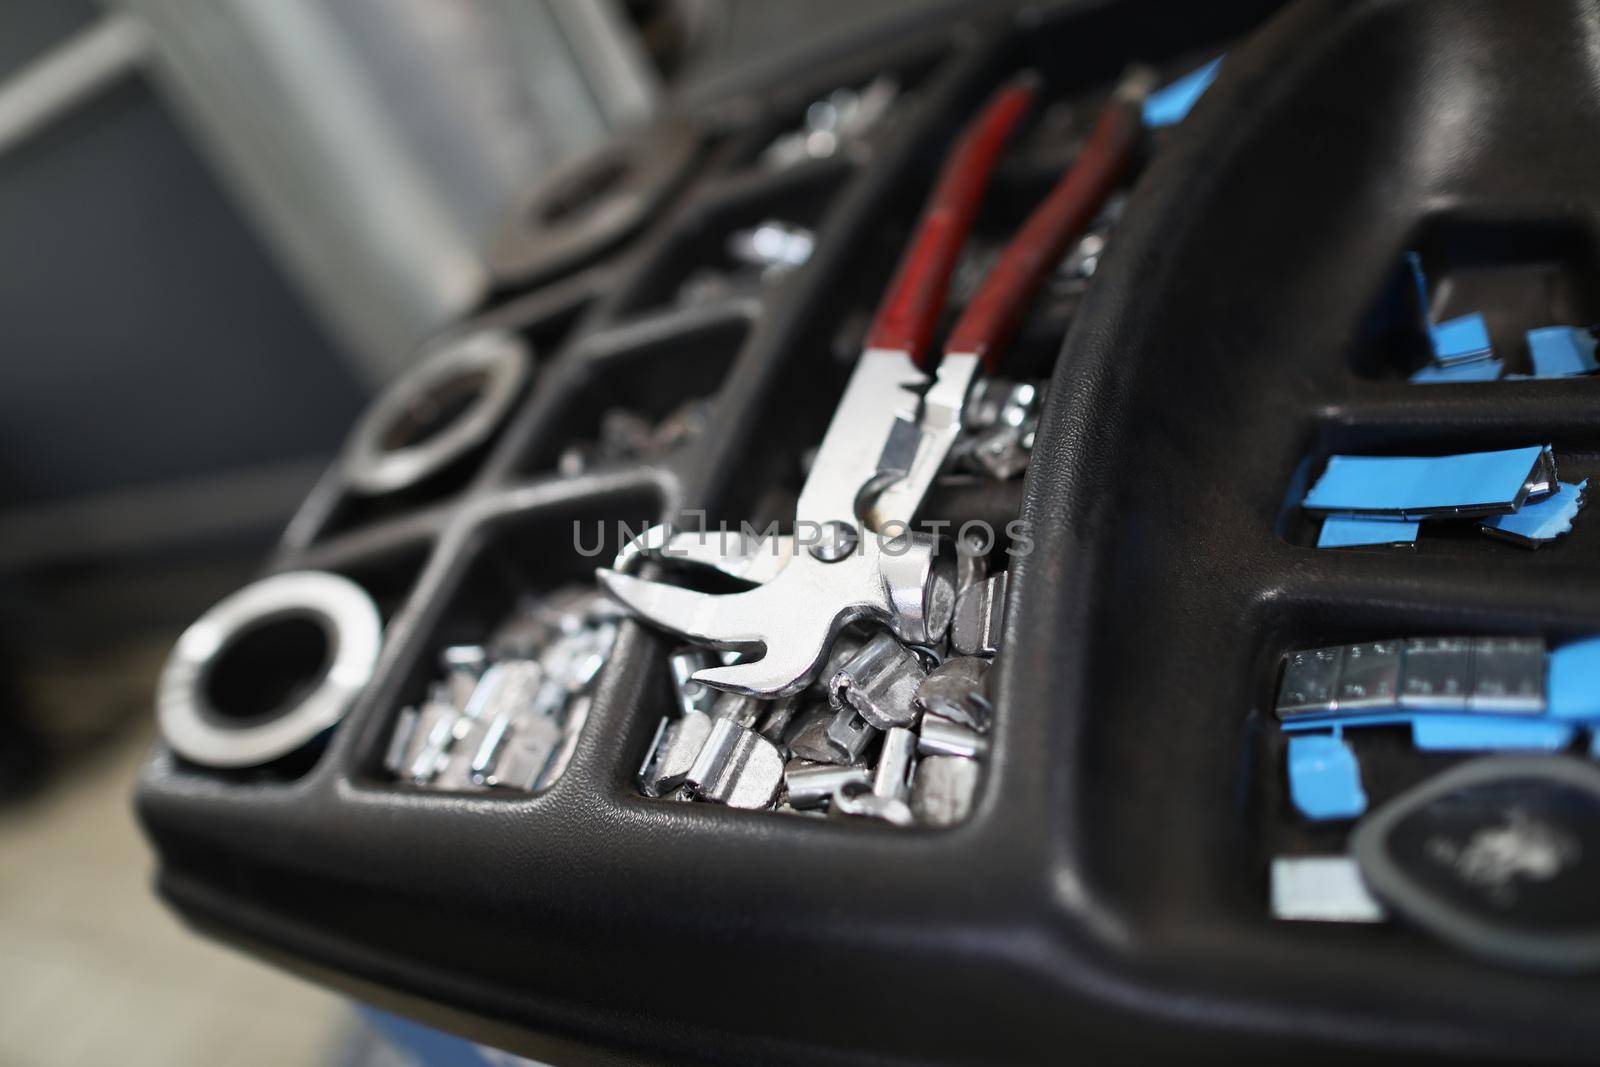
914,655,992,731
917,713,987,759
828,632,927,729
911,754,979,826
784,760,870,809
638,710,715,798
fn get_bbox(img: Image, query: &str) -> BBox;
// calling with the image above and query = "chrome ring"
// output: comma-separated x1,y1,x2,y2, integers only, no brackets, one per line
342,329,529,495
157,571,382,768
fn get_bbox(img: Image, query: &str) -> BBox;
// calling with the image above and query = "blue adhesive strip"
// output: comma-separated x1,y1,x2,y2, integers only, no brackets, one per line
1479,478,1586,544
1317,514,1421,548
1302,445,1545,516
1592,730,1600,759
1287,734,1368,820
1548,635,1600,721
1142,56,1223,128
1429,313,1493,364
1411,715,1576,752
1410,358,1505,383
1527,325,1600,378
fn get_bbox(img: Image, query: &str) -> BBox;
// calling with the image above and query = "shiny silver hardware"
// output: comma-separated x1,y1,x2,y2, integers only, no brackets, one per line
828,632,927,730
638,710,714,798
917,714,987,759
950,573,1006,657
914,656,992,731
911,755,980,827
685,718,785,809
784,760,870,809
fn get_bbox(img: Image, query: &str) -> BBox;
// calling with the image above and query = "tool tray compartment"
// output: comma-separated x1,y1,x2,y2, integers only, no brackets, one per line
137,1,1600,1062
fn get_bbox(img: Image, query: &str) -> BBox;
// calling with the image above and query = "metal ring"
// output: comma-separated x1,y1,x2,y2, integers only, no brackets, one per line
487,118,700,286
341,329,529,495
157,571,382,768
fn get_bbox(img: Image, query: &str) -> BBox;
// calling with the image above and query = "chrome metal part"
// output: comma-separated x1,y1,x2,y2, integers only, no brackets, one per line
157,570,383,769
910,755,979,827
828,632,927,730
950,572,1006,657
825,705,877,764
638,710,715,798
784,760,869,809
872,727,917,802
685,717,785,809
1270,856,1386,923
917,714,987,759
831,778,914,826
914,656,992,731
342,330,529,495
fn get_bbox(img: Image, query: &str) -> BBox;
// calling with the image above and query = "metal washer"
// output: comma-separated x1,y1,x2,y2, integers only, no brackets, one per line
342,329,529,495
157,571,382,768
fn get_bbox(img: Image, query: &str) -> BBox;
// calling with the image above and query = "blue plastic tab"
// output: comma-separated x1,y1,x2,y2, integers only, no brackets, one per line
1410,358,1504,383
1411,715,1576,752
1429,313,1493,364
1317,514,1421,548
1548,635,1600,722
1142,56,1223,128
1479,479,1586,545
1527,325,1600,378
1281,711,1413,733
1287,734,1368,820
1302,445,1544,516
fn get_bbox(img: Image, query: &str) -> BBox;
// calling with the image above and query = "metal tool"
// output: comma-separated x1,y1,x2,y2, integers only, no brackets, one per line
600,73,1150,698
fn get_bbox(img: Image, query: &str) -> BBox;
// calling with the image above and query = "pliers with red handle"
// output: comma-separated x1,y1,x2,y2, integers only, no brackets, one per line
598,69,1151,697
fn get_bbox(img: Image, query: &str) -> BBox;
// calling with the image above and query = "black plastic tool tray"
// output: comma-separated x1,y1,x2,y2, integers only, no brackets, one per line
136,1,1600,1061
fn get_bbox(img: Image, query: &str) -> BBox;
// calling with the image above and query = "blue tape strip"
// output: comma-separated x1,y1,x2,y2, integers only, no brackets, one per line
1549,635,1600,721
1287,734,1368,820
1527,325,1600,378
1410,357,1504,383
1142,56,1223,128
1479,479,1586,544
1592,730,1600,759
1317,514,1421,548
1411,715,1576,752
1302,445,1544,515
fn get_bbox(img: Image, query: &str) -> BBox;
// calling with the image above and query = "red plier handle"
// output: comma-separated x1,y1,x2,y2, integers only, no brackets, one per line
947,77,1147,372
864,76,1038,368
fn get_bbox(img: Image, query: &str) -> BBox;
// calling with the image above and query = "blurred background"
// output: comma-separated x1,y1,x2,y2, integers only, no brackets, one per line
0,1,943,1063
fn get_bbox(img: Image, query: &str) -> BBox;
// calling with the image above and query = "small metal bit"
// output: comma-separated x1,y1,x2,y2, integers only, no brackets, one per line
685,718,785,809
955,532,988,595
914,656,992,731
384,706,421,776
784,760,870,809
441,645,489,706
787,704,846,763
911,755,979,826
758,694,803,742
469,713,512,783
917,713,987,759
712,690,765,728
538,693,590,790
830,778,914,826
638,709,714,797
872,727,917,802
407,703,461,784
486,713,563,790
825,704,877,763
463,660,545,720
951,573,1006,657
828,632,927,730
433,714,493,790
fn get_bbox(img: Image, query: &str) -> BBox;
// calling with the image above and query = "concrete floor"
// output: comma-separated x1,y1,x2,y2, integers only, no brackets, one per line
0,723,352,1067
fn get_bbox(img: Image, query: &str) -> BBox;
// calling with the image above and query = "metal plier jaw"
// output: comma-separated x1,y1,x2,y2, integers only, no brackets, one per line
596,69,1148,698
598,524,953,697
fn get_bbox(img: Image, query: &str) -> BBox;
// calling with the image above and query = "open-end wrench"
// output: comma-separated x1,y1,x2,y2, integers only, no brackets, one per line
597,77,1039,697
